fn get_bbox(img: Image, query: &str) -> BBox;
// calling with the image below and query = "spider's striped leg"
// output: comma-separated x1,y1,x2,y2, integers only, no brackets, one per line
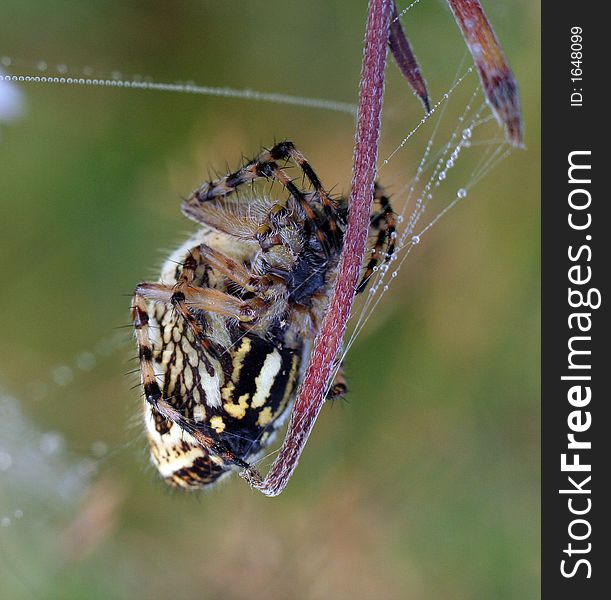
266,141,343,247
135,282,261,324
194,244,284,295
166,245,279,342
326,360,347,400
131,292,249,470
175,245,262,301
182,142,336,252
166,249,229,357
356,183,396,295
131,293,163,410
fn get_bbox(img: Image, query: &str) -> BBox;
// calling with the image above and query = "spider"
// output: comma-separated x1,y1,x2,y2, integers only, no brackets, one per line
132,141,395,489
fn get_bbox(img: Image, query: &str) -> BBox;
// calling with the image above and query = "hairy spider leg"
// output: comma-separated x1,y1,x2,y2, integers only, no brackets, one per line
135,282,259,324
168,244,286,351
171,245,263,329
264,140,343,248
326,360,348,400
357,183,396,294
192,244,261,292
182,141,339,253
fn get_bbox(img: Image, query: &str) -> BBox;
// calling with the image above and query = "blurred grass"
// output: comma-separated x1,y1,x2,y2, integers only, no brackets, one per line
1,1,539,599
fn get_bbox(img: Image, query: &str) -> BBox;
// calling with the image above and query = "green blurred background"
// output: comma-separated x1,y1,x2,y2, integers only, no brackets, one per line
0,1,539,598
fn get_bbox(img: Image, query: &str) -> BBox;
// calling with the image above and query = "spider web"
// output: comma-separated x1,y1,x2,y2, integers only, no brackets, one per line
0,7,515,546
334,71,514,393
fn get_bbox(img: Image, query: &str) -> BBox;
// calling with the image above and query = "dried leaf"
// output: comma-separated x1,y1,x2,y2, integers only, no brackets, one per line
447,0,524,146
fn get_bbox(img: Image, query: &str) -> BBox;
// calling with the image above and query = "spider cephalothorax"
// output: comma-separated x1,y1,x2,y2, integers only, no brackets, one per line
132,141,395,489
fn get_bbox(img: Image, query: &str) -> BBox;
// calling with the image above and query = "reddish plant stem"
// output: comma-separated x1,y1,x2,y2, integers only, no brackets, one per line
241,0,393,496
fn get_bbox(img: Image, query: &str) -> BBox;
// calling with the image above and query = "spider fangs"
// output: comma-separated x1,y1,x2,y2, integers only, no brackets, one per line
132,141,395,489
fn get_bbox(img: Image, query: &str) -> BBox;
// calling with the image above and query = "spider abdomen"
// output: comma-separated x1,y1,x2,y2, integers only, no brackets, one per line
144,234,302,489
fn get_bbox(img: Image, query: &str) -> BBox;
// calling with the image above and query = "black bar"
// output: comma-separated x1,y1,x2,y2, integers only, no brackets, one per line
542,2,608,597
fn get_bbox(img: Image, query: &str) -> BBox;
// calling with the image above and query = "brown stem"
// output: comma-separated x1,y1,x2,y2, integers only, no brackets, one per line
241,0,393,496
389,0,430,113
446,0,524,146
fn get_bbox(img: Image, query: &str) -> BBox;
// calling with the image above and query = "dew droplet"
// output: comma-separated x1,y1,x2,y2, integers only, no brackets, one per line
1,56,11,67
14,509,24,519
76,458,98,478
91,441,108,457
52,365,73,386
36,61,48,72
76,351,96,371
411,235,421,245
457,188,467,199
462,128,472,140
1,517,11,528
0,450,12,471
438,172,446,181
39,431,65,456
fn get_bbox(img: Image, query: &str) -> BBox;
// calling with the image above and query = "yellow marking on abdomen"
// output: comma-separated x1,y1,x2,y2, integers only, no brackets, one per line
230,338,252,380
210,415,226,432
257,406,273,426
224,393,250,419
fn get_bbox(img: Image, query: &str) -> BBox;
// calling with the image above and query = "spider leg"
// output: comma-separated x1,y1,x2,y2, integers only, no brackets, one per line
356,182,396,294
182,141,337,252
326,361,348,400
265,141,343,246
131,293,249,469
135,282,260,324
169,247,255,357
136,240,281,346
131,293,163,409
182,244,263,294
